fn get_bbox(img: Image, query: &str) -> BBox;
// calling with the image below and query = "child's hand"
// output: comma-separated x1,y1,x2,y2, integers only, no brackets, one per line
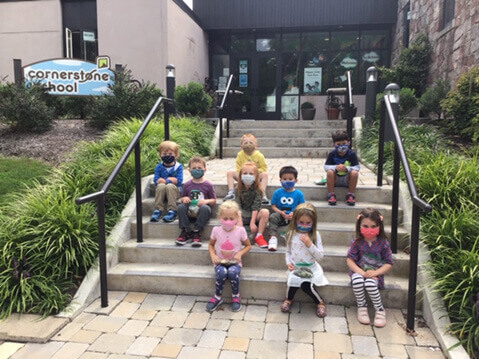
181,197,191,204
287,263,295,271
364,270,378,279
233,253,242,262
158,178,167,184
211,254,220,265
250,222,257,233
299,234,312,248
285,212,293,220
167,177,178,184
197,200,207,207
281,211,289,219
336,164,347,173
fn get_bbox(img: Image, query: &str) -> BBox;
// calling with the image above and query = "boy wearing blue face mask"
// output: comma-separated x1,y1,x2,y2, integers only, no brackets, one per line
176,156,217,247
324,130,360,206
268,166,305,251
151,140,184,223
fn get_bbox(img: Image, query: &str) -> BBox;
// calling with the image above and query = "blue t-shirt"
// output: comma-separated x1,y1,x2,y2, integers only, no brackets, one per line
271,188,305,214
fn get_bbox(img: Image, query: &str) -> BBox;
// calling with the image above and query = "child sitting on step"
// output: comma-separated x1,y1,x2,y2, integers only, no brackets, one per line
206,201,251,312
224,133,269,204
324,130,360,206
347,208,394,328
281,203,329,317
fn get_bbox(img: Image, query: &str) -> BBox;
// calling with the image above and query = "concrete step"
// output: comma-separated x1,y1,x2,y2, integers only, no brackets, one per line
223,137,332,148
107,263,412,309
223,147,331,158
228,128,336,138
119,238,410,277
229,119,347,129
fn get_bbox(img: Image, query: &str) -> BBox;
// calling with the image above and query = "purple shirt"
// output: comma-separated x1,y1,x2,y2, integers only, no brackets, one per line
347,237,394,289
182,180,216,204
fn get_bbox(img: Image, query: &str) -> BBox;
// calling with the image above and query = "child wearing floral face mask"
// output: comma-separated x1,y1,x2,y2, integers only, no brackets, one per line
281,203,328,317
347,208,394,328
206,201,251,312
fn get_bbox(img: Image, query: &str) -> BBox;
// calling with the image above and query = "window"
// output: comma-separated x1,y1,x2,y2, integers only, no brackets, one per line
442,0,455,28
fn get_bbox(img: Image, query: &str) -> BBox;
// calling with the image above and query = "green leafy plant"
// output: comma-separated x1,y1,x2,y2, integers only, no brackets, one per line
399,87,417,116
300,101,315,109
174,82,213,116
418,79,451,120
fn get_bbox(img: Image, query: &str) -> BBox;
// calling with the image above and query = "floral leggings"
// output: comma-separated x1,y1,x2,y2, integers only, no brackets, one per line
215,264,241,297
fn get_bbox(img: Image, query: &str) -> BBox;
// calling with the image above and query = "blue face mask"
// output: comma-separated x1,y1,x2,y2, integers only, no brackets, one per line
281,180,296,190
297,224,312,233
161,155,175,164
190,169,204,179
335,144,349,155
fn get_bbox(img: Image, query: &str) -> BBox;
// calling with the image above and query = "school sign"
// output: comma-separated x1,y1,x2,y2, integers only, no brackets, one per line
23,56,115,96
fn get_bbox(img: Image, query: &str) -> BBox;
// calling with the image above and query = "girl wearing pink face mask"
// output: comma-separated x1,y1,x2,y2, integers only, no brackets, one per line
206,201,251,313
346,208,394,328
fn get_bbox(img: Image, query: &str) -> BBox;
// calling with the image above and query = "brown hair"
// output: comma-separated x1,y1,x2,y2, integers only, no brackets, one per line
331,130,349,143
188,156,206,168
158,140,179,156
237,161,262,199
286,203,318,245
355,208,387,240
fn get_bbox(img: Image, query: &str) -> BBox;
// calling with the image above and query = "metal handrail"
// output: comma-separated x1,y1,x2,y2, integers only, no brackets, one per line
345,71,354,145
216,74,234,159
75,96,173,308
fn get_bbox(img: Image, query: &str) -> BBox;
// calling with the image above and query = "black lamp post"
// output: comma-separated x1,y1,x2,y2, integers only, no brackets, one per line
164,64,175,140
365,66,378,124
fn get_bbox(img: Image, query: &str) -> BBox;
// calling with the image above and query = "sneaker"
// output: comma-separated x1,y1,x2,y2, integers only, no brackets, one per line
268,236,278,251
231,296,242,312
191,231,202,247
175,229,192,245
205,297,223,312
255,234,268,248
261,195,269,204
357,307,370,325
224,191,235,201
150,209,162,222
328,193,337,206
346,193,356,206
162,210,177,222
374,310,387,328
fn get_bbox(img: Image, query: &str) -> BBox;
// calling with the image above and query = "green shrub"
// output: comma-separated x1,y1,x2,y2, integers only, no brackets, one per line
0,82,54,132
441,66,479,143
301,102,315,109
399,88,417,116
175,82,213,116
418,79,451,120
89,69,163,129
53,97,95,119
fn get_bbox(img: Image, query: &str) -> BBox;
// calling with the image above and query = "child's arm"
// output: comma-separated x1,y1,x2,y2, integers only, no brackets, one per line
365,239,394,278
153,164,162,185
167,164,183,185
301,232,324,261
346,241,365,275
323,152,337,172
347,257,366,276
208,238,220,265
285,238,294,270
346,152,361,172
365,263,392,278
199,182,217,206
234,239,252,262
271,204,288,218
256,152,268,173
235,153,244,173
250,210,258,232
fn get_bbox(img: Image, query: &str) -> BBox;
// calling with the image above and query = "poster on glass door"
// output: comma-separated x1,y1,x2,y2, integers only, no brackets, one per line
303,67,321,94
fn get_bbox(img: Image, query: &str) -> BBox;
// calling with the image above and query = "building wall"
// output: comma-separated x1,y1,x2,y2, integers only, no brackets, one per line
0,0,63,82
393,0,479,86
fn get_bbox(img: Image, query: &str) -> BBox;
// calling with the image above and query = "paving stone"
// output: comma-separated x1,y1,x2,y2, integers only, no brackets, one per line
141,326,168,338
177,346,220,359
228,320,265,339
150,311,188,328
140,294,176,311
106,355,148,359
197,330,227,349
151,343,182,358
265,311,288,324
89,334,135,354
110,302,140,318
405,345,446,359
83,316,127,333
117,320,149,336
289,313,324,332
51,342,88,359
73,313,97,325
52,322,84,341
246,299,268,306
206,319,231,331
374,321,415,345
414,326,441,347
323,305,345,317
313,351,341,359
313,332,352,353
345,307,374,336
108,291,128,301
69,330,102,344
0,314,69,343
0,342,24,359
10,342,64,359
378,342,408,358
324,316,348,334
351,335,380,356
222,337,249,352
124,292,147,303
131,308,157,321
244,305,267,322
288,330,313,343
268,300,300,313
211,307,245,320
126,337,160,356
264,323,288,342
341,354,381,359
78,352,108,359
191,302,208,313
219,350,246,359
246,339,287,359
161,328,203,346
287,342,314,359
171,296,196,312
84,299,120,315
183,312,210,329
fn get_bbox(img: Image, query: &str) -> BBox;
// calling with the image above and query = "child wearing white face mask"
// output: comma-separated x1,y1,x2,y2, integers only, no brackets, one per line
206,201,251,312
234,162,270,248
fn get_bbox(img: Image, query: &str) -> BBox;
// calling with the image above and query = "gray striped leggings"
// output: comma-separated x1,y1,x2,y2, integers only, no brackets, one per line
351,273,384,311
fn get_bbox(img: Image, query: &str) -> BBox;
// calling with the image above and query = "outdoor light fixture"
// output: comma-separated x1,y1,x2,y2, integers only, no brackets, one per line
385,83,400,104
367,66,378,82
166,64,175,78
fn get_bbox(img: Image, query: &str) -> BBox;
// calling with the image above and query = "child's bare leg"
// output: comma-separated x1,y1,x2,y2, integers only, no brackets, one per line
257,209,269,234
326,170,337,193
225,171,238,200
259,172,268,193
347,170,359,193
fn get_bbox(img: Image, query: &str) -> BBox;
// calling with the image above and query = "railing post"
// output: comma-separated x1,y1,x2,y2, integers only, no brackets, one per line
165,64,175,140
377,100,385,187
345,72,354,147
365,66,378,125
219,117,224,159
13,59,23,85
97,195,108,307
134,142,143,243
407,204,421,332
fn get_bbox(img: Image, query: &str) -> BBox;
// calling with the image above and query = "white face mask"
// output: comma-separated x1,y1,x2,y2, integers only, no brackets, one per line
241,174,255,186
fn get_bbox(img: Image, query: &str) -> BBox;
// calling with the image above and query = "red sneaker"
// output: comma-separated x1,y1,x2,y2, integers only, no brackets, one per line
328,193,337,206
346,193,356,206
255,234,268,248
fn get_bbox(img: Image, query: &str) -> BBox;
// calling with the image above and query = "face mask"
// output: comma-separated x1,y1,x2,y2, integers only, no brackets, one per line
241,174,255,186
297,224,312,233
190,169,204,179
360,227,380,240
161,155,175,164
281,180,296,190
220,219,237,231
335,144,349,155
243,144,255,155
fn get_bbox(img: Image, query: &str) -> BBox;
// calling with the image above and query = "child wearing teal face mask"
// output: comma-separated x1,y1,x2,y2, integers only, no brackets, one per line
281,203,328,317
268,166,305,251
176,156,217,247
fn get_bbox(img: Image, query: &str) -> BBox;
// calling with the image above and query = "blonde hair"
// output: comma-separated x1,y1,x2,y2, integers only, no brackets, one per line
218,201,241,219
158,140,179,156
188,156,206,168
237,161,263,199
241,133,258,146
286,203,318,245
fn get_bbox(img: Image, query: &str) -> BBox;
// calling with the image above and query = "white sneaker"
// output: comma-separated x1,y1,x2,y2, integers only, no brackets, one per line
268,236,278,251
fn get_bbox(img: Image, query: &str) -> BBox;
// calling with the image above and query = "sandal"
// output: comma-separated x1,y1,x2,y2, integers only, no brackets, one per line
281,299,292,313
316,301,327,318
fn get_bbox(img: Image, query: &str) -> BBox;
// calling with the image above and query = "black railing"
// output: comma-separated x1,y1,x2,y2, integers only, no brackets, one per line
377,90,432,332
344,71,355,146
76,96,173,308
216,74,234,159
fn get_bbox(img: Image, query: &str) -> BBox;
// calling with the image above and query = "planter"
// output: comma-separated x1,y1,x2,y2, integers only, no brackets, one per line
301,108,316,121
340,106,358,119
325,107,340,120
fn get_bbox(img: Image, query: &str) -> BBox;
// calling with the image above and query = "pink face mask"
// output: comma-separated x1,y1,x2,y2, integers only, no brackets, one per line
220,219,237,231
360,227,380,240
